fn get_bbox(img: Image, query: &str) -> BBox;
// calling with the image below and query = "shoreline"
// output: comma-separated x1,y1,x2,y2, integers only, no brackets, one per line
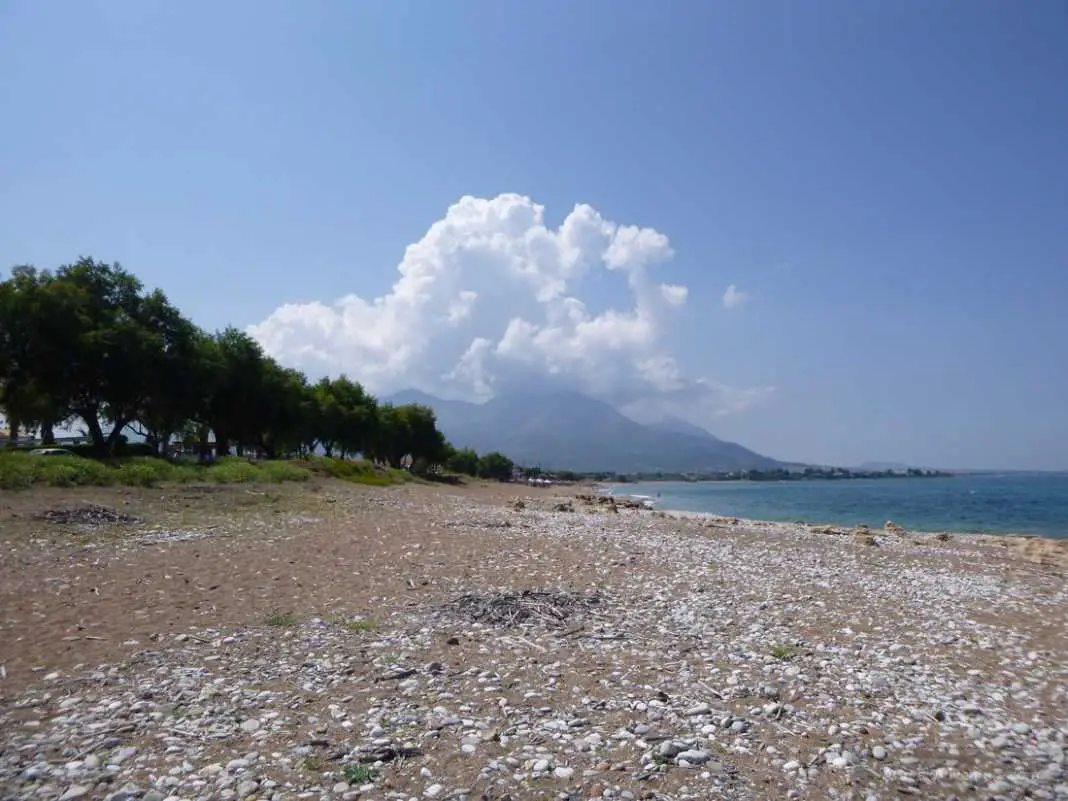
588,483,1068,564
594,479,1068,543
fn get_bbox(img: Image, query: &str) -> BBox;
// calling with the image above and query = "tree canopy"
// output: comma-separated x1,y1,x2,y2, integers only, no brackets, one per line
0,257,498,475
477,451,515,481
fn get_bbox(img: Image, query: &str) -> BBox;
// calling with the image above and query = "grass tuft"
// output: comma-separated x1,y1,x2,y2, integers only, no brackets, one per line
264,610,296,627
770,644,797,661
338,617,377,633
343,764,377,784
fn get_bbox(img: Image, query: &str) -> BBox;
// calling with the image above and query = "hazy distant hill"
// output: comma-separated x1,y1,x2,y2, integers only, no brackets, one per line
645,414,725,441
385,389,781,474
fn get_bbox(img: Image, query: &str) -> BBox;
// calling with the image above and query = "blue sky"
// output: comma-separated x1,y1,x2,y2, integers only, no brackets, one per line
2,0,1066,469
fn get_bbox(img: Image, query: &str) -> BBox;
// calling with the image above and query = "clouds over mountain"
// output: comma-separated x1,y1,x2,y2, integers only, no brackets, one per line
248,194,771,415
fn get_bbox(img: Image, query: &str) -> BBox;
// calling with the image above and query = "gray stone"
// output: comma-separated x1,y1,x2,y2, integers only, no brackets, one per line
107,785,144,801
112,747,138,766
658,741,682,759
677,749,711,765
872,746,888,760
60,787,90,801
236,780,259,798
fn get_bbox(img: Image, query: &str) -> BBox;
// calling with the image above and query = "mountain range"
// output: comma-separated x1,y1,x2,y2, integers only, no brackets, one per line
385,389,781,474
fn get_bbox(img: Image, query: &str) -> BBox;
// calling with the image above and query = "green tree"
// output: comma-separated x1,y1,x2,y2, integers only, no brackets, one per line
2,256,507,473
40,258,194,455
399,404,449,467
368,402,403,466
204,327,270,455
314,375,376,458
257,362,312,458
478,451,514,481
447,447,480,476
368,403,449,470
0,266,75,445
133,307,205,454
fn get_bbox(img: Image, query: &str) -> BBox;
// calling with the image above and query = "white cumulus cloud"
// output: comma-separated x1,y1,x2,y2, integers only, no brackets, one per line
248,194,769,415
722,283,747,309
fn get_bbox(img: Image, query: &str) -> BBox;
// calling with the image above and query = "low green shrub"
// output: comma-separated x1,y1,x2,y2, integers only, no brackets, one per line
0,451,309,489
304,456,408,486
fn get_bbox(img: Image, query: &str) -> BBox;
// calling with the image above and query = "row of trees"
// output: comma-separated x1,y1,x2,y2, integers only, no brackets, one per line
445,447,515,481
0,257,476,472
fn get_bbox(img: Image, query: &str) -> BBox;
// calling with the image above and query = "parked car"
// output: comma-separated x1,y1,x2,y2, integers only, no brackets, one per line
28,447,76,457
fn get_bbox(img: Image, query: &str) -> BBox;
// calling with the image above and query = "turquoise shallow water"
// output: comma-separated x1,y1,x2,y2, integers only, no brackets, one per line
621,473,1068,539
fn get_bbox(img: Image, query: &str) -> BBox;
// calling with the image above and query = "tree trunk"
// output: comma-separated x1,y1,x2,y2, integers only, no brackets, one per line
197,425,212,461
40,420,55,446
77,409,107,455
7,417,19,446
105,419,129,455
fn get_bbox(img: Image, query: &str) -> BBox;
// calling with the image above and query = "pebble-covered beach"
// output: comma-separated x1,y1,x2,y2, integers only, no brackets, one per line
1,481,1066,801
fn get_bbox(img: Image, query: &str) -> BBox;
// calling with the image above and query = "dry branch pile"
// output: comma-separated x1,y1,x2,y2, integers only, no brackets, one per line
35,504,139,525
447,589,604,627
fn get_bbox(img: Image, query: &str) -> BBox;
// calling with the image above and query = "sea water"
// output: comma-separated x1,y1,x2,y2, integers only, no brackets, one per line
622,473,1068,539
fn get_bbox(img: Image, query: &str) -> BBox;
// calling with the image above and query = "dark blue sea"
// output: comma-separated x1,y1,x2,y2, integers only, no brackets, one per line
621,473,1068,539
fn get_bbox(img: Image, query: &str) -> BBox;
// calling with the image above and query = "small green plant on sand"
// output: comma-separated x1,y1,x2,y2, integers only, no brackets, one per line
339,618,377,633
302,756,326,773
771,644,797,661
343,764,377,784
264,610,296,627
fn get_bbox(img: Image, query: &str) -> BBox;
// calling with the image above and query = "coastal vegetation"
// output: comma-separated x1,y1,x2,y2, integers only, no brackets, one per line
0,451,311,490
0,257,516,486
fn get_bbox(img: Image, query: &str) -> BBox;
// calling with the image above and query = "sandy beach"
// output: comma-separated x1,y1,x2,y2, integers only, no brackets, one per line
1,478,1066,801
